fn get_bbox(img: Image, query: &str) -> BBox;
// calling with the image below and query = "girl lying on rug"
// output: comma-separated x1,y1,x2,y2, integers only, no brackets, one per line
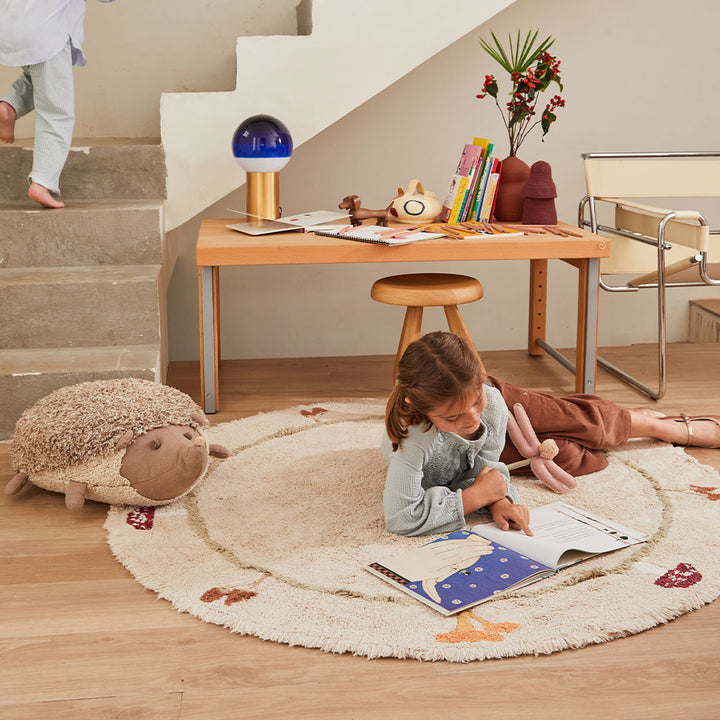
382,331,720,537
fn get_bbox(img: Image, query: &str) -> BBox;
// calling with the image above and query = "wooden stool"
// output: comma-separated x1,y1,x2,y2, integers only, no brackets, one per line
370,273,483,379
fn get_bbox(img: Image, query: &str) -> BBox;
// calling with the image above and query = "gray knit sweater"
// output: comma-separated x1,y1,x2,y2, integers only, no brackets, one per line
381,385,520,536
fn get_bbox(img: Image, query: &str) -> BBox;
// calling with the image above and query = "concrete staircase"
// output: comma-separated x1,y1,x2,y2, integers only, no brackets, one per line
0,139,168,439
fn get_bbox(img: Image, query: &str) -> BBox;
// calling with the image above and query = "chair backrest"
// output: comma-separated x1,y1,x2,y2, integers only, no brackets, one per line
583,152,720,274
584,152,720,199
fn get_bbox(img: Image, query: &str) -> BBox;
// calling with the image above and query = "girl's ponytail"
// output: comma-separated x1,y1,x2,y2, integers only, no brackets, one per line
385,382,426,451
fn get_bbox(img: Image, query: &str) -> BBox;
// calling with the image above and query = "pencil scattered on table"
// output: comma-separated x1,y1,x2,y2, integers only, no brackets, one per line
418,222,526,238
501,224,584,237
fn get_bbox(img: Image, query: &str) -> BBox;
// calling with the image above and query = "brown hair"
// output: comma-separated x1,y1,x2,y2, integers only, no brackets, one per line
385,331,487,450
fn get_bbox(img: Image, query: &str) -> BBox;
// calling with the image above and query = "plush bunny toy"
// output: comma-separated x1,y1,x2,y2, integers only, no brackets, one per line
505,402,577,493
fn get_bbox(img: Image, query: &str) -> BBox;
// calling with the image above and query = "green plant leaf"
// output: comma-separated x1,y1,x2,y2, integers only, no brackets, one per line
541,110,557,136
480,29,555,73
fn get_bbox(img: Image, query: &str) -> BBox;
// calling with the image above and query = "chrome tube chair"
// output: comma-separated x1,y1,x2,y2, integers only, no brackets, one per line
579,151,720,400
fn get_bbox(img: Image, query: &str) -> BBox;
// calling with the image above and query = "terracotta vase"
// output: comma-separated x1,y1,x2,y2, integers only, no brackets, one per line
521,160,558,225
493,155,531,222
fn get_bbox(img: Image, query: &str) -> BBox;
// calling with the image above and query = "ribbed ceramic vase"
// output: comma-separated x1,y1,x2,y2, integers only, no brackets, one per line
493,155,531,222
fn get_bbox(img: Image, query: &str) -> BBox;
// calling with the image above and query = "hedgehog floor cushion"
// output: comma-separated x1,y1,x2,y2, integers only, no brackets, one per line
6,379,229,510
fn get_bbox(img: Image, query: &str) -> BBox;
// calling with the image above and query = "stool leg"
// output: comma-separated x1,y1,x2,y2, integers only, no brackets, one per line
444,305,476,349
395,306,423,380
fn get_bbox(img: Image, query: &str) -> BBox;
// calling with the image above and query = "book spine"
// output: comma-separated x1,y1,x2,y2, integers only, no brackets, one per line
468,141,493,220
471,155,494,221
458,150,485,221
478,173,499,222
439,143,482,222
439,175,461,222
487,159,503,222
448,176,470,222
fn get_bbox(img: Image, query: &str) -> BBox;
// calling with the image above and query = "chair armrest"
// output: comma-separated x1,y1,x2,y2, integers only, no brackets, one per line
597,197,705,222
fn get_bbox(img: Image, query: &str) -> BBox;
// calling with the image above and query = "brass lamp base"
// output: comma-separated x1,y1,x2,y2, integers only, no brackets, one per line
246,172,280,220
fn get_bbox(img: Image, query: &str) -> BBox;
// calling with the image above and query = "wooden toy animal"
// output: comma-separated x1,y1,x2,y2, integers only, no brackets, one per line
338,194,392,226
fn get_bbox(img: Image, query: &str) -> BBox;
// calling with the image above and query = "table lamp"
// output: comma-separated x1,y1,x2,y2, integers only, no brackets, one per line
232,114,293,220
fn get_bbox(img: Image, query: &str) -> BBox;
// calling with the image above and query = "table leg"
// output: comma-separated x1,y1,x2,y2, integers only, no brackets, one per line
575,258,600,394
199,265,220,413
528,259,547,356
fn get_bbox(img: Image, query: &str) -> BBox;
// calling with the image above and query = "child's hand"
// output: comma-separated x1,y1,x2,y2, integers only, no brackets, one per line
461,466,508,514
489,498,533,536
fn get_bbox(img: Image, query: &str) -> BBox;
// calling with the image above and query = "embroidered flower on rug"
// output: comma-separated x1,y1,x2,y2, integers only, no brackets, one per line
436,610,521,644
300,407,328,420
654,563,703,588
201,586,258,605
690,484,720,501
126,506,155,530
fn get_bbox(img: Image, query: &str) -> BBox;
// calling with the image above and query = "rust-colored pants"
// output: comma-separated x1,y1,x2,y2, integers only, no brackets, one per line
489,376,632,476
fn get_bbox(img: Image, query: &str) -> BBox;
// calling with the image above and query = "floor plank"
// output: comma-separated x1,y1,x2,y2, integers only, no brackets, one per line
2,345,719,718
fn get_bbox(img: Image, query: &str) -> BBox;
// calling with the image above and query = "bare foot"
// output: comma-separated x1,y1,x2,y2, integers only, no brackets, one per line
28,181,65,209
629,407,667,419
0,101,16,143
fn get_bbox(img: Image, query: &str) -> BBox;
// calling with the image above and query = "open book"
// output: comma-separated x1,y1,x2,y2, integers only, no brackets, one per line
367,502,646,615
312,224,446,245
226,209,349,235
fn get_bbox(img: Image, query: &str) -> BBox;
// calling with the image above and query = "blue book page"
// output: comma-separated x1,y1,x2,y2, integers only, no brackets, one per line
368,530,552,615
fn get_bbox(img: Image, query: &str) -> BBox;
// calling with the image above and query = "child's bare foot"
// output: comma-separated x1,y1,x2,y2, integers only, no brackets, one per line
0,101,16,143
28,181,65,209
630,407,666,419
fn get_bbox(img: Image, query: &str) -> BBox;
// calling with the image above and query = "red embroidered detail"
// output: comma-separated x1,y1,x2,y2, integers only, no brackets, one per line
690,484,720,501
126,507,155,530
201,586,258,605
300,406,328,419
654,563,703,588
436,610,521,644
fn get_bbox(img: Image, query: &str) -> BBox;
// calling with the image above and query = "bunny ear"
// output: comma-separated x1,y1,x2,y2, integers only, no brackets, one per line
506,404,538,457
512,403,541,445
530,458,578,493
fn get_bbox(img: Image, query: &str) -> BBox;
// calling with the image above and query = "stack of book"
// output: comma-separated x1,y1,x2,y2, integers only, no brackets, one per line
439,137,502,224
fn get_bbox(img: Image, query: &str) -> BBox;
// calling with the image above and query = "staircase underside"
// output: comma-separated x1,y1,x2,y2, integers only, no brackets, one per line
161,0,515,230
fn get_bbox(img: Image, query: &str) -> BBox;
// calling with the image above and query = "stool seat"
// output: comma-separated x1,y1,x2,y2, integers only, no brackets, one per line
371,273,484,380
370,273,483,307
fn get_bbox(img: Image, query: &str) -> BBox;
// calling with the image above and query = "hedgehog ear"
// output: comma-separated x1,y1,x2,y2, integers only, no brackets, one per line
114,429,135,451
190,410,210,428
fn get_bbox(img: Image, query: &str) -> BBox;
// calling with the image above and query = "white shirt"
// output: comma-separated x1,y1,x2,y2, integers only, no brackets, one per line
0,0,114,68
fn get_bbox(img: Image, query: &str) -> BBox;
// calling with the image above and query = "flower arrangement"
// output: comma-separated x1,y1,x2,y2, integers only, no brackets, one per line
476,30,565,157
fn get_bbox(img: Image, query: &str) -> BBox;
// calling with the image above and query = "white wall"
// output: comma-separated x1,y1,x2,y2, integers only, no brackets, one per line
167,0,720,361
0,0,301,139
4,0,718,360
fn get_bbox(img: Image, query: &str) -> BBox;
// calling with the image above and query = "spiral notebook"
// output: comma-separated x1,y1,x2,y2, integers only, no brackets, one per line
313,224,446,245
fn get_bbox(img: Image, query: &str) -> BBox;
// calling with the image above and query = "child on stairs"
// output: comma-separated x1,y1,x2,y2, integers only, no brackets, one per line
0,0,115,208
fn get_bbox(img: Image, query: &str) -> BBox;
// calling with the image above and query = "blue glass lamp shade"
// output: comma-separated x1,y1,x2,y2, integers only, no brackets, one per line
232,114,293,173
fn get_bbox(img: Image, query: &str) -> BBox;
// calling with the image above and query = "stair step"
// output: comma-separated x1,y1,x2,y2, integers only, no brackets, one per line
0,138,166,201
1,265,162,349
0,200,163,267
689,298,720,343
0,345,160,439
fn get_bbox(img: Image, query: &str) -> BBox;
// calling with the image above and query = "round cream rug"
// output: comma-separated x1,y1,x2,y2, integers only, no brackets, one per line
105,401,720,661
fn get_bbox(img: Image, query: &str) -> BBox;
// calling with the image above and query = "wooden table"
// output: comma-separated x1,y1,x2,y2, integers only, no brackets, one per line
196,220,610,413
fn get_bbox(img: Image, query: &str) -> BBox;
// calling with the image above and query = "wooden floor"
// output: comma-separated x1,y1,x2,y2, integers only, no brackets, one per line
3,344,720,719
